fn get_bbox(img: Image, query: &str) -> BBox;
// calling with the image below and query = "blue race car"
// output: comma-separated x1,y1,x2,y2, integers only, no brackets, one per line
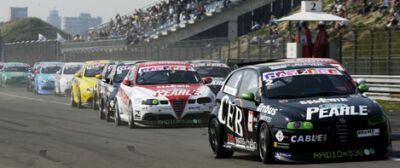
34,62,64,95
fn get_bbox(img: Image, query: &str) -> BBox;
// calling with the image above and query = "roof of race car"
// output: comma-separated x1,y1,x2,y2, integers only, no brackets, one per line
64,62,84,66
3,62,30,67
136,61,191,67
244,61,335,72
39,62,64,66
188,60,224,64
85,60,110,64
277,58,339,64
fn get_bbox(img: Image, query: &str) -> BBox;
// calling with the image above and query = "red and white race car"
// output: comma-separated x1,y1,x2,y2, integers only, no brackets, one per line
114,61,215,128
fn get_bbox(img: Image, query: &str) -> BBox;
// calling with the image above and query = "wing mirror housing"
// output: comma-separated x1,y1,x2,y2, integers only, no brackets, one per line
241,92,255,101
202,77,213,84
95,74,102,79
74,72,81,78
356,78,369,93
122,79,131,86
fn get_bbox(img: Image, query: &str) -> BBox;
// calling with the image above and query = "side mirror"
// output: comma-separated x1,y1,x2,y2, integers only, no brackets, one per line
358,83,369,93
122,79,131,86
74,72,81,78
355,78,369,93
241,91,255,101
202,77,213,84
95,74,102,79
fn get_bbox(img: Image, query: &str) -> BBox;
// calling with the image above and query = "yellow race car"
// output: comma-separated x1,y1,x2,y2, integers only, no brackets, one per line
70,60,109,108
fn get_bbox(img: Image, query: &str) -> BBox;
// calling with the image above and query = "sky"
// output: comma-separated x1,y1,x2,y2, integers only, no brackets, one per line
0,0,159,23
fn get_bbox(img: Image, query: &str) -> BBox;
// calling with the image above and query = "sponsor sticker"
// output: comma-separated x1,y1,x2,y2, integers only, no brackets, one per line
357,129,380,138
257,104,277,116
86,64,104,70
273,142,290,149
218,96,243,137
306,105,368,120
313,148,376,159
116,65,131,74
263,68,342,82
299,98,348,105
290,134,327,143
192,63,228,68
139,65,194,74
248,111,254,132
275,130,284,142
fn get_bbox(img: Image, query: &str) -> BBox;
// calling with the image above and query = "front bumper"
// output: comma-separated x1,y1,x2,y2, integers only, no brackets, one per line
271,123,391,162
133,103,213,127
4,77,27,84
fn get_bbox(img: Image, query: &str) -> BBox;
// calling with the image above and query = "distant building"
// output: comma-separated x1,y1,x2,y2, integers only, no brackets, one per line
63,13,102,35
10,7,28,21
47,10,61,29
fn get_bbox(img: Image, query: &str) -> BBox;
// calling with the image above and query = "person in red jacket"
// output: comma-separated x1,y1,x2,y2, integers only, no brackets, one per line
313,22,329,58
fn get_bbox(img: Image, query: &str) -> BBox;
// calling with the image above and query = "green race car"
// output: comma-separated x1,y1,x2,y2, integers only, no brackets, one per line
0,62,31,87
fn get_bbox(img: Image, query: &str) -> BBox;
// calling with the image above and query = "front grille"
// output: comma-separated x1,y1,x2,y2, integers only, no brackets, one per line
171,99,186,118
336,123,349,143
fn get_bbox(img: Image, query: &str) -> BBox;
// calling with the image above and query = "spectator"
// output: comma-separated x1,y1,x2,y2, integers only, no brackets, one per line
386,11,400,30
313,22,329,58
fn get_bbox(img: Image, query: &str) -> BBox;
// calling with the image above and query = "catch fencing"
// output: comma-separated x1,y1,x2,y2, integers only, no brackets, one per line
2,41,61,65
1,29,400,76
352,75,400,101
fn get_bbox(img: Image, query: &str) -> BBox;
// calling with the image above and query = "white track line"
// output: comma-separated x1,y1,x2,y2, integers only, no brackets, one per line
0,92,69,106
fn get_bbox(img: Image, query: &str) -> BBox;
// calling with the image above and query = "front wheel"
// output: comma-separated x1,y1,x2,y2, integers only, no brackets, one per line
70,90,77,107
114,102,122,126
92,93,99,110
128,103,135,129
99,98,105,120
77,89,83,109
208,117,233,158
259,122,273,164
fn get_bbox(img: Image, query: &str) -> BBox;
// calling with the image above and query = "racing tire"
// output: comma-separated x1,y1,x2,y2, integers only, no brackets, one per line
92,94,99,110
99,98,105,120
70,90,77,107
114,102,122,126
128,103,135,129
258,122,273,164
208,117,234,158
77,90,83,109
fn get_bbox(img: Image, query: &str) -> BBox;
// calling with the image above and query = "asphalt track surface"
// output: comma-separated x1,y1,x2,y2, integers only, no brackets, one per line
0,87,399,168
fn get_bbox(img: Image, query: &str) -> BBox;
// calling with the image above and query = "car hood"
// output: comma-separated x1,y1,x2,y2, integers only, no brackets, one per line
37,74,56,81
262,94,383,123
80,77,97,88
2,72,29,77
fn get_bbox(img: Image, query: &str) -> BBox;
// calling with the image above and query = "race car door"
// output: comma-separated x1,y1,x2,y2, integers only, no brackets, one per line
118,65,137,114
235,69,259,151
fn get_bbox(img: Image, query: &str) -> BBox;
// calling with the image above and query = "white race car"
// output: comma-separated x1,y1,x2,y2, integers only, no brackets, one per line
114,61,215,128
54,62,84,96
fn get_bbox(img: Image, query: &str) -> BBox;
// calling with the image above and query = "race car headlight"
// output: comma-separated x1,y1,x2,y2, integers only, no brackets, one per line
197,97,212,104
368,116,387,126
287,121,313,130
142,99,159,105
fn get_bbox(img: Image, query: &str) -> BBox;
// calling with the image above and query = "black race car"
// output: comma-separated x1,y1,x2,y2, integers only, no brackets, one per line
93,61,116,110
208,60,391,163
189,60,231,94
98,61,141,121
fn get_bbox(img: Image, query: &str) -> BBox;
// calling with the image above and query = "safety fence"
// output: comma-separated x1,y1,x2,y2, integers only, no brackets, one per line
2,41,60,65
352,75,400,101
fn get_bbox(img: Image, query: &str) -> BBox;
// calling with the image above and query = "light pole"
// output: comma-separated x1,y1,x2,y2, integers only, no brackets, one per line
0,29,4,62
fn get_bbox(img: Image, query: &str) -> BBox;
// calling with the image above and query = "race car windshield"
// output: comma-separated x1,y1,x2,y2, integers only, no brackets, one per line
137,70,200,85
41,66,62,74
63,66,82,74
264,74,356,99
84,65,105,77
196,67,230,78
3,66,29,72
114,65,131,83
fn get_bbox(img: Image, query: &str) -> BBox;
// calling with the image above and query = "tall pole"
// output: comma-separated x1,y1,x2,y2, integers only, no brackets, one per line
0,29,4,62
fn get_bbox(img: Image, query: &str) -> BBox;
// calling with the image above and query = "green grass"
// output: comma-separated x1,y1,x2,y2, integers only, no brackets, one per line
0,17,70,43
376,100,400,112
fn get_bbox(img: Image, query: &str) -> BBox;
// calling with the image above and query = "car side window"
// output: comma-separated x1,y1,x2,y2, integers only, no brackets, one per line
238,70,259,97
127,66,136,82
223,71,243,96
